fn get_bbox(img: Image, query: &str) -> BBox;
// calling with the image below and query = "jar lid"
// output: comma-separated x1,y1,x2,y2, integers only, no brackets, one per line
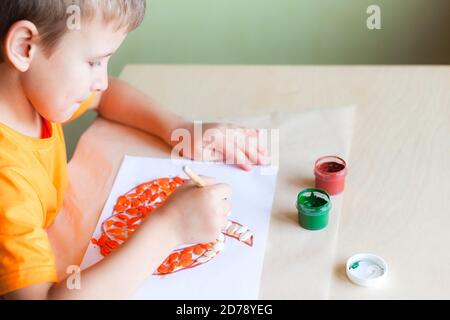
346,253,388,287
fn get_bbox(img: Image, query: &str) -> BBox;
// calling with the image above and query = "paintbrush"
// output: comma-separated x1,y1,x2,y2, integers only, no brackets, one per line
182,165,208,188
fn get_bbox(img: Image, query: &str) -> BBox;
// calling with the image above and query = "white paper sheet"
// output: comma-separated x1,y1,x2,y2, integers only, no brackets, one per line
81,156,278,299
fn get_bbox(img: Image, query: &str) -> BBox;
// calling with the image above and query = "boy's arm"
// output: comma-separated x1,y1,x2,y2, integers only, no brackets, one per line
90,78,269,171
4,206,180,300
90,78,188,147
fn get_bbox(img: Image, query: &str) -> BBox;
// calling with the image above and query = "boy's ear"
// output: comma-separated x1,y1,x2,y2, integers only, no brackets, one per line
4,20,39,72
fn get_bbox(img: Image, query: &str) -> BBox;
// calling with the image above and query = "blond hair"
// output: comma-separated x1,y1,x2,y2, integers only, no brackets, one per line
0,0,147,63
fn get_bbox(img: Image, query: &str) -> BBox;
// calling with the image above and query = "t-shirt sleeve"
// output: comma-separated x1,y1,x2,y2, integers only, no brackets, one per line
0,169,58,296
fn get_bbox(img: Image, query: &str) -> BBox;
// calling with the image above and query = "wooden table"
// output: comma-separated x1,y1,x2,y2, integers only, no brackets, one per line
117,65,450,299
55,65,448,299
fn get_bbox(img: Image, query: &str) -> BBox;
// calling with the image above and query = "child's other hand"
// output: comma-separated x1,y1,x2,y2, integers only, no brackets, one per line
181,122,270,171
159,176,231,245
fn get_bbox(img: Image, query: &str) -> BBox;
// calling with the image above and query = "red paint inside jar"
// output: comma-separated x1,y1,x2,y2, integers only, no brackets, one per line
314,156,347,195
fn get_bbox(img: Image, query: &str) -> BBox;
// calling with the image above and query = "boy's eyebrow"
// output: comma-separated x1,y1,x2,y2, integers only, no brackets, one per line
91,52,115,59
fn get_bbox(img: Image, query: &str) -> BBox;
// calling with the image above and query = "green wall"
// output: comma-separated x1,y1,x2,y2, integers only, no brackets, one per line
109,0,450,76
64,0,450,159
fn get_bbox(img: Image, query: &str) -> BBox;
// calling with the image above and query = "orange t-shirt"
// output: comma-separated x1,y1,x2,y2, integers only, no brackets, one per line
0,95,95,295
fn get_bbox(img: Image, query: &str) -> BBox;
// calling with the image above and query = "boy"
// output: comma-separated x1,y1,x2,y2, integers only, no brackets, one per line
0,0,267,299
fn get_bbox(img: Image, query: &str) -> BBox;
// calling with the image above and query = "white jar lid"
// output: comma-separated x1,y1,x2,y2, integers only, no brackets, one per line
346,253,388,288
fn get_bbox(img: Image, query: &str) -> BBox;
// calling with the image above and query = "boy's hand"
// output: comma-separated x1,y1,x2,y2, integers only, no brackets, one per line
159,176,231,245
96,79,269,172
174,122,270,171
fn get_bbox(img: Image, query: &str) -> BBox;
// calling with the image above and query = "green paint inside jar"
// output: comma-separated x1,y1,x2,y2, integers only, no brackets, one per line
296,188,331,230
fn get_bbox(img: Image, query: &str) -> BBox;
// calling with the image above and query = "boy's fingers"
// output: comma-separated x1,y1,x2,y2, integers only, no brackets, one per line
239,145,258,166
242,135,261,165
201,145,224,163
258,148,271,165
259,146,268,156
256,136,270,164
242,128,259,137
205,127,254,172
233,146,253,171
220,138,252,171
239,164,253,171
219,201,231,217
209,183,232,199
236,129,270,166
198,175,217,185
222,216,229,227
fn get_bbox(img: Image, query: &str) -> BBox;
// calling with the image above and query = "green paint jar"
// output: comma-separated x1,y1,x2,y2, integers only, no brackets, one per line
296,188,331,230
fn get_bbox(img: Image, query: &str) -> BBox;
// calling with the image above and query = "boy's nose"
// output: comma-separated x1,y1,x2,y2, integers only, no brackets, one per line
91,72,109,92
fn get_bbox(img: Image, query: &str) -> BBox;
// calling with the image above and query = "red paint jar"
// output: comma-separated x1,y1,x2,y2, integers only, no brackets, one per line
314,156,347,195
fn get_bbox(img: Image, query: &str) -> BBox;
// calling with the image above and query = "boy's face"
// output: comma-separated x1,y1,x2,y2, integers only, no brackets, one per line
21,16,127,123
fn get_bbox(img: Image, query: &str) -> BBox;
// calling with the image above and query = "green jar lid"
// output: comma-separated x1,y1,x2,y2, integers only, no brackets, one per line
296,188,331,230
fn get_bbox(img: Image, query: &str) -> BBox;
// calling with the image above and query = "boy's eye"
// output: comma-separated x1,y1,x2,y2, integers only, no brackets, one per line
88,61,102,67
